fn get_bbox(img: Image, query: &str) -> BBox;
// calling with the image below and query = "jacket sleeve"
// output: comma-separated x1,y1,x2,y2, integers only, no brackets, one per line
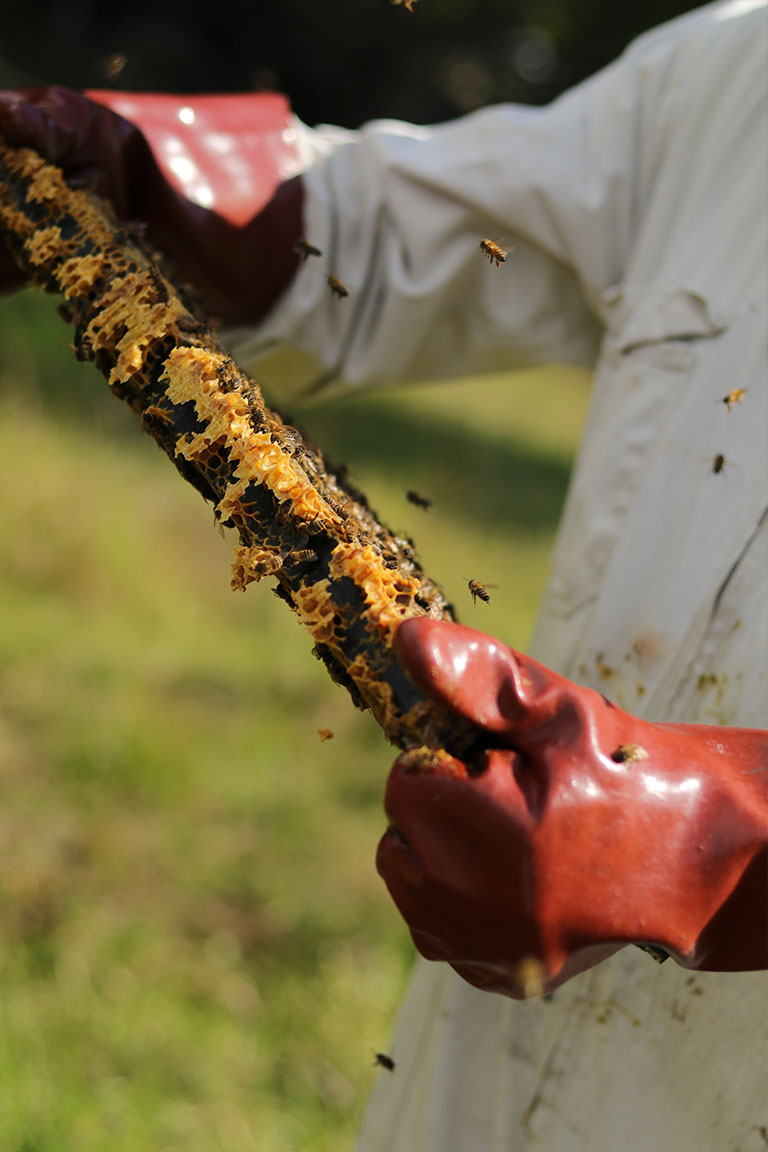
231,15,692,389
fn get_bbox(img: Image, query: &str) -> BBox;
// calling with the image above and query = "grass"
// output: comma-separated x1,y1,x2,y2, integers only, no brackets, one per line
0,288,590,1151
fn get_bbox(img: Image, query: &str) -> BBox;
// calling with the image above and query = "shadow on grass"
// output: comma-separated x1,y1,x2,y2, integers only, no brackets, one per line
0,290,575,536
296,399,574,535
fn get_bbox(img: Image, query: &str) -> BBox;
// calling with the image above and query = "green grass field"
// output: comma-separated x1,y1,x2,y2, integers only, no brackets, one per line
0,288,590,1151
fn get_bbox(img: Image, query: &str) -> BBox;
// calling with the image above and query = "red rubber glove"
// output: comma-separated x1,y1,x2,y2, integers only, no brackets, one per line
377,618,768,998
0,86,305,322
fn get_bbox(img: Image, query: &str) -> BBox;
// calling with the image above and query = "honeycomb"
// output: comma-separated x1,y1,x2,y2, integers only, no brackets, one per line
0,141,476,755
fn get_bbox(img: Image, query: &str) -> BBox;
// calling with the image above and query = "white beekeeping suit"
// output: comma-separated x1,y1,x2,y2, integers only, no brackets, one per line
234,2,768,1148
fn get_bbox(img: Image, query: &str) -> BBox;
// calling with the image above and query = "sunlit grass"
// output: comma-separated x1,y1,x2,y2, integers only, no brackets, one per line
0,289,589,1150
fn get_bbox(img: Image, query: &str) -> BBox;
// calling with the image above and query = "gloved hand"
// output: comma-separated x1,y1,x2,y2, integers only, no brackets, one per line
0,86,305,322
377,618,767,998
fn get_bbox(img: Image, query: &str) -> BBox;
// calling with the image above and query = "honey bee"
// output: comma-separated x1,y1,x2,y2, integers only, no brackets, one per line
317,728,334,742
479,238,508,267
293,238,322,260
698,452,730,475
637,944,670,964
467,578,493,605
719,388,746,411
99,52,127,81
142,403,175,428
374,1052,396,1071
241,551,284,579
146,261,169,302
515,956,546,999
327,275,349,299
176,311,206,335
285,548,318,565
406,489,432,510
610,744,649,764
390,0,418,11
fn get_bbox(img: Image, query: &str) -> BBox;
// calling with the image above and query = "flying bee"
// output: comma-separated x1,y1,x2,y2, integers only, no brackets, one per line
374,1052,396,1071
406,489,432,510
515,956,546,1000
212,509,227,539
718,387,746,411
390,0,418,11
467,578,494,605
98,52,127,81
698,452,730,475
327,275,349,298
293,237,322,260
479,238,508,268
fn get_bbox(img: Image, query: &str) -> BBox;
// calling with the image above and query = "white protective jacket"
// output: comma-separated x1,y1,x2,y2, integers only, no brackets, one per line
234,2,768,1148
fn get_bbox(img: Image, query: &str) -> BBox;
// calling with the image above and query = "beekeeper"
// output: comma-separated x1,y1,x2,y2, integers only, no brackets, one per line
0,1,765,1148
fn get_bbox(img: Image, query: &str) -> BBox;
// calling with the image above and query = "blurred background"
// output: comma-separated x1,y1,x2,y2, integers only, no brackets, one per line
1,0,703,123
0,3,705,1150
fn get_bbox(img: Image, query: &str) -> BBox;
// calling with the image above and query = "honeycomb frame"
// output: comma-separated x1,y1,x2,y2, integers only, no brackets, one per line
0,142,475,755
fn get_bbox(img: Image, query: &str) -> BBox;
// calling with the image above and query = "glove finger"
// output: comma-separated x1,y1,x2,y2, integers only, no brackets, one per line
376,750,538,961
0,88,77,162
377,746,634,996
395,617,566,745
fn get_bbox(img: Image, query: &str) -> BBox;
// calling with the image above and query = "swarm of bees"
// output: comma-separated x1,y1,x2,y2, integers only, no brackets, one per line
292,236,351,300
298,198,515,620
479,238,508,268
293,188,514,625
327,275,349,299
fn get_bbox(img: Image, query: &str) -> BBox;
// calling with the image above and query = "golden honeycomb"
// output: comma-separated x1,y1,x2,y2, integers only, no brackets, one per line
0,142,474,756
